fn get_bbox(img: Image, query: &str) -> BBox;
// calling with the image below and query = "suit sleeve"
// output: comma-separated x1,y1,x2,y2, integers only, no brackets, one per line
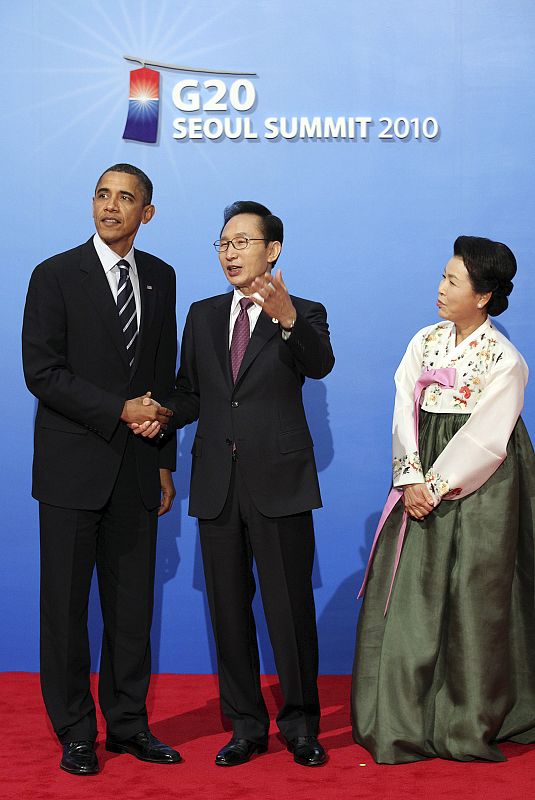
283,301,335,379
22,263,125,441
165,307,201,429
153,267,178,470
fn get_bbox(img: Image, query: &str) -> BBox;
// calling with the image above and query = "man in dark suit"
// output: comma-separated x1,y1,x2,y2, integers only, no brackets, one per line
22,164,181,775
134,201,334,767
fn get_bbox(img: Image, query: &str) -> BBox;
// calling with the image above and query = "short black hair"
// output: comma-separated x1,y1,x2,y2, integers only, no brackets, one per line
222,200,284,246
453,235,516,316
95,163,153,205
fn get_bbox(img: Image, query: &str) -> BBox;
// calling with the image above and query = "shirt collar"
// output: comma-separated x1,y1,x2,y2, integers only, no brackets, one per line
93,233,137,276
231,288,255,315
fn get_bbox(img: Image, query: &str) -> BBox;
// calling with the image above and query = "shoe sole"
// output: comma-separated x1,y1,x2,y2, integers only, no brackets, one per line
287,745,327,767
105,742,181,763
60,763,99,775
293,756,328,767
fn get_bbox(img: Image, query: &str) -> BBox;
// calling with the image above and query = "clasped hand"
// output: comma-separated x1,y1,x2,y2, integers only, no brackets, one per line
402,483,435,520
121,392,172,431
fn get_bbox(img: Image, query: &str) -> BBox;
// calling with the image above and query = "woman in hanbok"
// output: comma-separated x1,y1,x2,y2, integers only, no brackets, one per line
351,235,535,763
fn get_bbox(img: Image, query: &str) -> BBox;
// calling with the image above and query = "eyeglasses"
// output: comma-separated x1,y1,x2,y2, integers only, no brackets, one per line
213,236,267,252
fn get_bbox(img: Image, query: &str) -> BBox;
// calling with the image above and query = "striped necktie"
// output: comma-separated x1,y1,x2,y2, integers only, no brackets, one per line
116,259,138,368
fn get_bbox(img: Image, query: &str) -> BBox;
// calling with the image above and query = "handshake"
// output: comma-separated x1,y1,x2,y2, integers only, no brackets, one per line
120,392,172,439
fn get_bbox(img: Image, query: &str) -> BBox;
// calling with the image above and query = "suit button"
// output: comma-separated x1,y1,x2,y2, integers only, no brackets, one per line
225,438,232,446
231,401,239,407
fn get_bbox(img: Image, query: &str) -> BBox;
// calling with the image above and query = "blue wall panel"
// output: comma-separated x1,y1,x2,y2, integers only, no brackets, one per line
2,0,534,673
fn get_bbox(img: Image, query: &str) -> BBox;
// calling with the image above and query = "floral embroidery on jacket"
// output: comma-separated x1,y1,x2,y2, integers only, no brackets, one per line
424,385,443,406
422,323,450,367
420,323,502,414
393,452,422,481
425,469,450,503
392,318,526,502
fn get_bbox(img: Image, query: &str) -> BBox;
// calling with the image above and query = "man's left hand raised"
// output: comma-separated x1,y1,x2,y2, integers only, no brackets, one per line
250,270,296,330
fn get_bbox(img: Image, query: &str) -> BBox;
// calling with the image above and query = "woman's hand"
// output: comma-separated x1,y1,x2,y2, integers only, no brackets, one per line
402,483,435,520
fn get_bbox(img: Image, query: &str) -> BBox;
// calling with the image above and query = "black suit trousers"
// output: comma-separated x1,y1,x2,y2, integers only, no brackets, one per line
199,462,320,742
39,437,157,743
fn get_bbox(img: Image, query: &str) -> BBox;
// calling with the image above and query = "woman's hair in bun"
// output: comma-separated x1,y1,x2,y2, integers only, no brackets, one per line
453,235,517,316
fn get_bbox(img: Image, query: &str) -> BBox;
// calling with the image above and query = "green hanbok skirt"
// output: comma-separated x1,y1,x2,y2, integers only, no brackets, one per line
351,410,535,763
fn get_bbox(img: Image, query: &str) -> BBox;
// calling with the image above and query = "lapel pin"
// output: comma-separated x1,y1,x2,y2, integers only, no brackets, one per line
146,285,153,290
271,318,279,324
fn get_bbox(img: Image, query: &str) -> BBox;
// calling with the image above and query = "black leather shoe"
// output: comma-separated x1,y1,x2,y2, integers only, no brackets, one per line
286,736,327,766
60,740,99,775
106,731,181,763
215,737,268,766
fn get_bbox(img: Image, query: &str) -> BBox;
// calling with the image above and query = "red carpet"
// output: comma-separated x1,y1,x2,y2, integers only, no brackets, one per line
0,673,532,800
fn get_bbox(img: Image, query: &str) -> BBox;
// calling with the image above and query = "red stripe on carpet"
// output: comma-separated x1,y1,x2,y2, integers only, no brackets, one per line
0,674,532,800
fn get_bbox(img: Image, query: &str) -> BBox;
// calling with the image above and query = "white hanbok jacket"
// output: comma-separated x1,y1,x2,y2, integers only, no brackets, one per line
392,318,528,505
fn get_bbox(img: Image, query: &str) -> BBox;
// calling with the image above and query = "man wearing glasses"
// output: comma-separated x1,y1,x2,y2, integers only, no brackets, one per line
133,200,334,767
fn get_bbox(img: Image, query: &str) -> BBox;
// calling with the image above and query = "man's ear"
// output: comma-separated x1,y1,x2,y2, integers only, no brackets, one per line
267,240,281,264
142,205,156,225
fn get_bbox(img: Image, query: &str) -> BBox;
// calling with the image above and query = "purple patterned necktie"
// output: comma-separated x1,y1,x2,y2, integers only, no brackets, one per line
230,298,253,382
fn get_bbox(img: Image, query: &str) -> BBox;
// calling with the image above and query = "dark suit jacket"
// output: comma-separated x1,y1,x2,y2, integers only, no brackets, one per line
22,238,177,511
168,293,335,519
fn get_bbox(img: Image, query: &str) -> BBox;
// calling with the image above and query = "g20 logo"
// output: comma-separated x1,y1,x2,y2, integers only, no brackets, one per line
171,78,258,140
172,79,256,113
122,56,256,144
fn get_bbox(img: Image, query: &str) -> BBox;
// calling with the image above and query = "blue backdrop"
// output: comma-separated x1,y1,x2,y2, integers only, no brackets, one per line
2,0,534,674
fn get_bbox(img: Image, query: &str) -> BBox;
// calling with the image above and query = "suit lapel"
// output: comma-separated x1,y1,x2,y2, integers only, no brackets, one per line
79,240,130,371
210,293,234,390
234,309,278,387
132,254,154,375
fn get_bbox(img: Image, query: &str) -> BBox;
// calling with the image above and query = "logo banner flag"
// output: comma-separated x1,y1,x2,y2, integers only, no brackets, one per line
122,67,160,143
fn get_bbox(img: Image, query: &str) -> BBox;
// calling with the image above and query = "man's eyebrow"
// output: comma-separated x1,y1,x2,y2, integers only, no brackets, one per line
96,186,136,199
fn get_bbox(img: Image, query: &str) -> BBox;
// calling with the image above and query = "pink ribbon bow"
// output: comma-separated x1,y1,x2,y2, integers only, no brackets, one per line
357,367,457,614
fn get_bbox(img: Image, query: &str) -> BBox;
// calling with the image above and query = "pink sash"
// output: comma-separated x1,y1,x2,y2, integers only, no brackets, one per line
357,367,457,614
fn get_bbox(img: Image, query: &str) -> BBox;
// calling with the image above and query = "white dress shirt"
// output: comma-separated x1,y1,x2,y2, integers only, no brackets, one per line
93,233,141,328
